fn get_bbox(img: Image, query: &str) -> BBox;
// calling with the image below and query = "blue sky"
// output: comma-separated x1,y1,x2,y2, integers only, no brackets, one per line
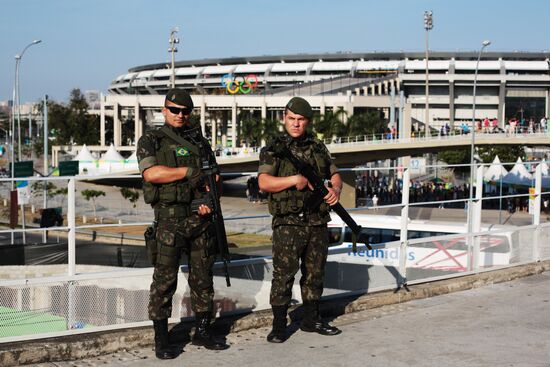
1,0,549,102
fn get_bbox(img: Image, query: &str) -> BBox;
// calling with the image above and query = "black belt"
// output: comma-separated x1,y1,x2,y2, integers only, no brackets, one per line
154,206,191,220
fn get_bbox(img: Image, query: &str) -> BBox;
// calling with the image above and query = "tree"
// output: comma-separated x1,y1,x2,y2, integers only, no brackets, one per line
346,111,386,137
32,138,44,159
261,118,281,144
477,146,525,169
437,148,471,173
48,100,70,145
0,108,9,138
239,116,262,146
53,187,69,208
31,181,59,200
120,187,140,213
30,182,69,210
239,117,281,147
48,89,100,146
81,189,105,218
312,109,346,139
121,117,136,146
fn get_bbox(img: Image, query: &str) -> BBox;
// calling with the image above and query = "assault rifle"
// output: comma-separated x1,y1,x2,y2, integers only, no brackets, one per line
272,143,372,252
174,127,231,287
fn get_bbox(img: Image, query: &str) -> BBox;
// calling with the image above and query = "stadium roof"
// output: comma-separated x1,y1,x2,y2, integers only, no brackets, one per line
128,51,550,73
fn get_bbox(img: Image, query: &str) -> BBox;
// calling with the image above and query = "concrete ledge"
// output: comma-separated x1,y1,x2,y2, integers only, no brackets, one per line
2,260,550,366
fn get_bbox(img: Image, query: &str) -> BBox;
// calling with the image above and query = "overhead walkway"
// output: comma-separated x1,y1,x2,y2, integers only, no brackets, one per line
63,132,550,177
216,132,550,172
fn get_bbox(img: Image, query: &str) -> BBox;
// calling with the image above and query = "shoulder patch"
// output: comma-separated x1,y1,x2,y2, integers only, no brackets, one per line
176,147,191,157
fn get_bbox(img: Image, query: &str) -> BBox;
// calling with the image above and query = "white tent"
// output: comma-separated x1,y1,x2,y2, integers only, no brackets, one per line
74,144,95,162
532,160,550,188
124,151,139,171
74,144,98,174
99,144,125,173
539,160,549,176
502,158,533,186
483,155,508,182
101,144,125,161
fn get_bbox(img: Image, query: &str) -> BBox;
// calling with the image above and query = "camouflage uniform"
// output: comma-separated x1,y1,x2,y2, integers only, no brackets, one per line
258,133,338,307
137,124,219,320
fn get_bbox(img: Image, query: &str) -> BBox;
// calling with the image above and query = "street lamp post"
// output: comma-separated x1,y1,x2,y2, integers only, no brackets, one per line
467,40,491,269
42,95,49,243
168,27,179,88
424,11,433,138
10,39,41,245
469,40,491,194
14,40,42,161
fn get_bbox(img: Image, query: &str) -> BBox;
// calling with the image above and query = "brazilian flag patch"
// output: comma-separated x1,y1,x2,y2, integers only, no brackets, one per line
176,147,191,157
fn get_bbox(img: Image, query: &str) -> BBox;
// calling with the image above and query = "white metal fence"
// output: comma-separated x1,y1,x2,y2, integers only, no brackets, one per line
0,161,549,343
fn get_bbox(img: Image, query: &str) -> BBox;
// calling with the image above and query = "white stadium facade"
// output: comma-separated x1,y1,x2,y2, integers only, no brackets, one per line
98,51,550,149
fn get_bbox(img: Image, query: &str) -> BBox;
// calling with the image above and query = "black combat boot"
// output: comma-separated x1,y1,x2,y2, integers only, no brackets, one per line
266,305,289,343
192,312,229,350
153,319,177,359
299,301,342,336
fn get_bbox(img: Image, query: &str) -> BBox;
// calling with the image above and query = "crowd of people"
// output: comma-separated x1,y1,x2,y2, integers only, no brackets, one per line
505,116,548,135
457,116,550,136
411,116,550,138
355,174,473,208
354,173,540,211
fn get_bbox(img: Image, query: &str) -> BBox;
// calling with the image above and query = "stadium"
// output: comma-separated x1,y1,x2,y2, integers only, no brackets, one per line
98,51,550,148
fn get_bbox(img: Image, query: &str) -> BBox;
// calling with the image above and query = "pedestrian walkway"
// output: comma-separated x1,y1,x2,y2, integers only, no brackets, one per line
30,270,550,367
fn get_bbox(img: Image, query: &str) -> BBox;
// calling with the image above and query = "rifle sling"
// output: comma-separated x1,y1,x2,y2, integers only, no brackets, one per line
159,125,200,156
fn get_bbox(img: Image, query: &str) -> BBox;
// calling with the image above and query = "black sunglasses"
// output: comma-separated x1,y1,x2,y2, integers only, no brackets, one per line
165,105,193,115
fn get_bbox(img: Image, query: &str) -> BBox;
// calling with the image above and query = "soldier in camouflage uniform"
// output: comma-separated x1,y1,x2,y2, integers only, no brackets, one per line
258,97,343,343
137,89,228,359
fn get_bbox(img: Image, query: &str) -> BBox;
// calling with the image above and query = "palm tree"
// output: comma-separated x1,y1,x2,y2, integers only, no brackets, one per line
261,118,281,146
312,109,347,140
346,111,386,137
239,117,262,147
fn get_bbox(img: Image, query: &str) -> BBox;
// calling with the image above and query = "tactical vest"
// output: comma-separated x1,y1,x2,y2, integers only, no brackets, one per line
268,137,331,217
143,127,201,207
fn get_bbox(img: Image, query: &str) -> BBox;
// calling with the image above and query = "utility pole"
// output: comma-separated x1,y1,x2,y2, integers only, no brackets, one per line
424,11,433,138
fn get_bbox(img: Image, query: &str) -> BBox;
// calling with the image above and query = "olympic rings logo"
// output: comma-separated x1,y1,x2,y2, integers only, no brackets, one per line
221,73,258,94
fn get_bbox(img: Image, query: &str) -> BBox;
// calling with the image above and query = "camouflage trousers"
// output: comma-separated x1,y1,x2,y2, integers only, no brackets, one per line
148,215,216,320
270,224,329,306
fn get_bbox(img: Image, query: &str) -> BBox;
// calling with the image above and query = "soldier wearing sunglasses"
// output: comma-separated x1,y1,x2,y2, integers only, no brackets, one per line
137,89,228,359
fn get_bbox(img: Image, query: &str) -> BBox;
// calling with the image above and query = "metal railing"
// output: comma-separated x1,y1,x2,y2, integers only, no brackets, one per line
0,161,549,343
211,131,550,159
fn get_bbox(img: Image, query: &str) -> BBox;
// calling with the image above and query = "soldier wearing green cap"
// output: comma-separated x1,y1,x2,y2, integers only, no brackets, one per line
258,96,343,343
137,88,228,359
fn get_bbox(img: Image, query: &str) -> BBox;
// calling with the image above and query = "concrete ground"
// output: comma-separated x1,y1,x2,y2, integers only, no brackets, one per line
29,270,550,367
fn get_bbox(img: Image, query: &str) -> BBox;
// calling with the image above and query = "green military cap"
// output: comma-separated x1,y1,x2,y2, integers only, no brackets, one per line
285,97,313,119
165,88,194,109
